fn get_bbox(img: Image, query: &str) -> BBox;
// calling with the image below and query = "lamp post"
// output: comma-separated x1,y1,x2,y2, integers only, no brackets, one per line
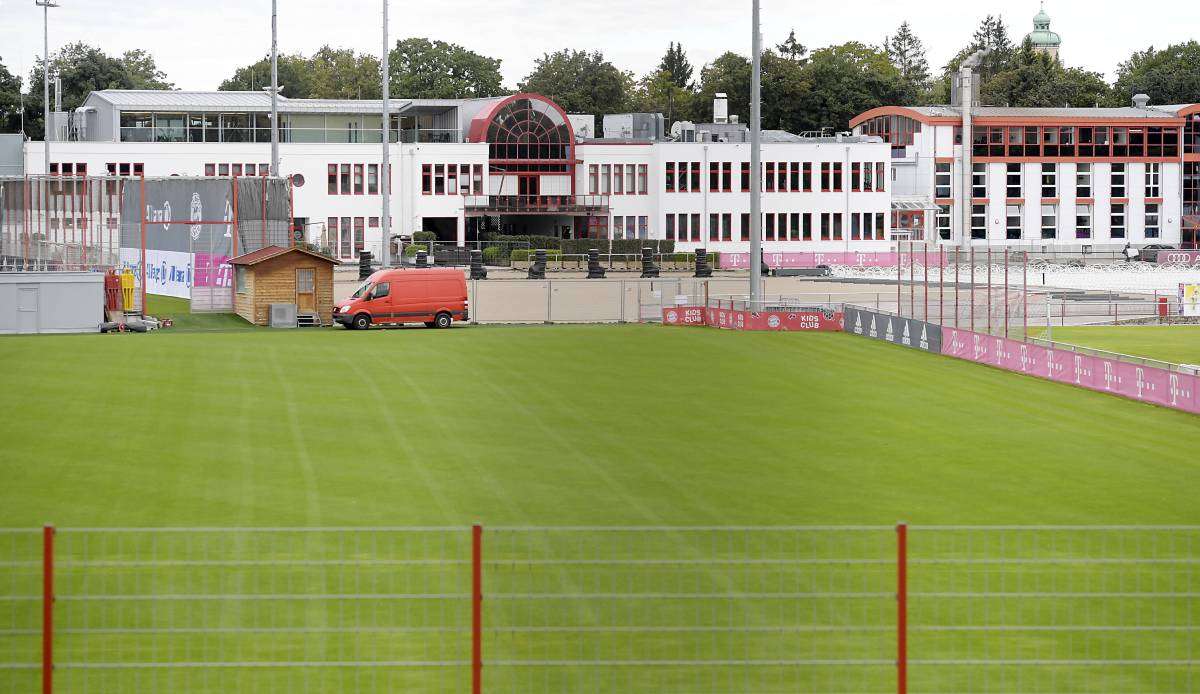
269,0,279,177
35,0,59,175
380,0,391,268
749,0,762,306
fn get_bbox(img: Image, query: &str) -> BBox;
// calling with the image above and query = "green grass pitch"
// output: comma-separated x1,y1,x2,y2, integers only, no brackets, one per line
1035,324,1200,365
1,314,1197,692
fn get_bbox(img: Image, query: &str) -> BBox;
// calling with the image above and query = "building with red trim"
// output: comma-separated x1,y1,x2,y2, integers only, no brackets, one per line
851,87,1200,249
14,90,893,261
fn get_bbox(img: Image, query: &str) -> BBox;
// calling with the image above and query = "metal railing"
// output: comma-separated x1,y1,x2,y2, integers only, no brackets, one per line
462,195,610,215
1025,337,1200,374
116,127,461,144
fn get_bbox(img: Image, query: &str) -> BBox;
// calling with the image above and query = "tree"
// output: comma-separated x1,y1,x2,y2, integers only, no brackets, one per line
762,50,811,131
658,42,694,90
389,38,503,99
791,42,910,132
884,22,930,96
24,42,174,139
629,69,694,125
308,47,380,99
983,37,1108,108
0,57,23,134
776,30,808,62
518,50,632,129
693,52,752,123
219,53,315,97
932,14,1018,102
1112,41,1200,106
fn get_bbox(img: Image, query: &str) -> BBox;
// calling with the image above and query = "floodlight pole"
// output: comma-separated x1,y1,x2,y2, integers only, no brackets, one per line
380,0,391,268
36,0,58,176
748,0,762,306
269,0,279,177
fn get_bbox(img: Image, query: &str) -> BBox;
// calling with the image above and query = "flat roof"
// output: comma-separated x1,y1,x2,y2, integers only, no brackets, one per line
86,90,465,114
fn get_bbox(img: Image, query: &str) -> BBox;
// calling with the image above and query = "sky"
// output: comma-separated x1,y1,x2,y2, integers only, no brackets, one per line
0,0,1197,93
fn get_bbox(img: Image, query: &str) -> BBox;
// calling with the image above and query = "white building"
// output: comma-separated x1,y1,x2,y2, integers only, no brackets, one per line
852,90,1199,250
17,90,892,262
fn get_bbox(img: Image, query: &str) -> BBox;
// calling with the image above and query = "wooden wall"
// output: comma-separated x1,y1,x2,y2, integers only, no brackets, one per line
234,253,335,326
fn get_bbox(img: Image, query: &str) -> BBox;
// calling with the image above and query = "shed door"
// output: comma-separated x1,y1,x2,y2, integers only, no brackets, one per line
296,268,315,313
17,286,38,334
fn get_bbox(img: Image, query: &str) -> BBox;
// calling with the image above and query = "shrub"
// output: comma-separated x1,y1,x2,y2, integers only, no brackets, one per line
402,243,428,257
412,231,438,242
481,246,506,264
510,249,564,262
482,233,561,250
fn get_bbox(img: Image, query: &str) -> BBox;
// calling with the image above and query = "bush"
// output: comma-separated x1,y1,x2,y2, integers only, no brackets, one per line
482,233,561,250
510,249,563,262
481,246,506,264
402,243,428,257
560,239,676,256
412,231,438,242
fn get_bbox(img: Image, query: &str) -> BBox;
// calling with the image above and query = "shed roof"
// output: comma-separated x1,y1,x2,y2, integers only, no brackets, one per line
228,245,339,266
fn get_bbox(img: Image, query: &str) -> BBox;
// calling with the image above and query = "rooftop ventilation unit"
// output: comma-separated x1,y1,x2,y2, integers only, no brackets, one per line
713,93,729,124
1132,93,1151,108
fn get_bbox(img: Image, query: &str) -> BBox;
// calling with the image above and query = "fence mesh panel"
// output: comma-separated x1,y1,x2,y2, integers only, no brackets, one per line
0,530,40,694
52,528,471,693
909,527,1200,694
482,527,896,693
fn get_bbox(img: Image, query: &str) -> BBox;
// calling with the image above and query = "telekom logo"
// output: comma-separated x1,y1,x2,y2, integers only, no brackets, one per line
1103,361,1118,390
1073,355,1091,384
1019,345,1031,372
972,335,985,360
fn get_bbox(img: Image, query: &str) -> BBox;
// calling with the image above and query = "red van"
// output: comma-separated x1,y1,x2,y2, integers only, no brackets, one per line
334,268,468,330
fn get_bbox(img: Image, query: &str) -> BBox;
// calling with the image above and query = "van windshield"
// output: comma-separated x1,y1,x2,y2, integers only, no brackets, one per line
350,279,372,299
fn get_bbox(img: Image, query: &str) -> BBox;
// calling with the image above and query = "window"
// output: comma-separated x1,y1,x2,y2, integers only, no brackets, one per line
972,163,987,199
638,164,648,194
740,213,750,242
765,213,775,241
626,166,635,195
328,164,338,194
777,212,788,240
589,164,598,195
1075,204,1092,239
690,213,700,241
665,214,675,241
1145,203,1161,238
802,163,813,191
1110,203,1126,239
832,213,843,240
446,165,457,194
788,163,799,192
851,162,862,191
851,213,862,240
1006,163,1022,199
1145,163,1161,198
472,165,483,194
232,163,243,177
353,164,364,195
614,165,623,194
235,266,248,293
371,282,389,299
367,164,379,195
740,162,750,192
601,164,611,194
678,214,688,241
1041,204,1057,239
341,164,352,194
721,213,732,241
832,163,843,191
627,216,636,240
710,162,720,192
876,163,886,192
776,162,787,191
612,215,624,240
936,204,952,240
245,163,256,177
1111,164,1126,198
765,162,776,192
1075,164,1092,198
1041,163,1057,198
691,163,701,193
821,163,831,192
340,217,351,256
820,213,831,240
1006,204,1022,240
935,162,952,198
433,164,445,195
971,204,987,240
721,162,732,192
354,217,365,255
710,213,720,241
863,163,874,192
638,216,648,239
876,212,886,239
205,163,216,177
802,213,813,241
217,163,228,176
421,164,431,194
788,213,800,240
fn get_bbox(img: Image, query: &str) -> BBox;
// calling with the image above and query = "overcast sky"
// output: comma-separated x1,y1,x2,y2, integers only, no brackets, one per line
1,0,1197,93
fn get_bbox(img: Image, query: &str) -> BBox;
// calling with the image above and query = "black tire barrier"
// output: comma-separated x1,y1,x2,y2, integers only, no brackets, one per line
586,248,606,279
695,248,713,278
527,249,547,279
640,247,660,278
469,249,488,280
358,251,373,280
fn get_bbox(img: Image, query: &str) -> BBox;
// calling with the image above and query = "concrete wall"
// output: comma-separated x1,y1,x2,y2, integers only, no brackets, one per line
0,271,103,334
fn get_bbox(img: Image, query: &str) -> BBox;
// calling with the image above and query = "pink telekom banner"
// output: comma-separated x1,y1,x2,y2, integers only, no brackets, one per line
663,306,843,332
719,251,949,270
941,327,1200,415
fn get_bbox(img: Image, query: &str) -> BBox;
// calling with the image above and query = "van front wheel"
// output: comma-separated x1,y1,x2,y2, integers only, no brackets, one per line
352,313,372,330
433,312,452,329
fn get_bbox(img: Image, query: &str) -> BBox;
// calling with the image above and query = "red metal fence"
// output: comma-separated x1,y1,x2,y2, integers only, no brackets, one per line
0,525,1196,693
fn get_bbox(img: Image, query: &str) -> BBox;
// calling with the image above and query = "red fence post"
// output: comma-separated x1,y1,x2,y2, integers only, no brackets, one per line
472,524,483,694
896,522,908,694
42,524,54,694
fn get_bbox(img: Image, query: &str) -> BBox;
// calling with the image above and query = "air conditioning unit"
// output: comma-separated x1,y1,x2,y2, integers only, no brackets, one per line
269,303,297,328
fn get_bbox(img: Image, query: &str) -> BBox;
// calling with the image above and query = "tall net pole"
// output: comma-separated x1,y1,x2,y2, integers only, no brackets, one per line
269,0,279,177
380,0,391,268
748,0,762,307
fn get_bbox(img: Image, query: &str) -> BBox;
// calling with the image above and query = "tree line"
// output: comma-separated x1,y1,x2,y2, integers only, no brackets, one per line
5,16,1200,139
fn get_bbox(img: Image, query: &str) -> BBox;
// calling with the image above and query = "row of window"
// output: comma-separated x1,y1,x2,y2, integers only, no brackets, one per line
328,164,390,196
664,161,888,194
936,162,1161,200
662,212,887,243
586,164,649,195
969,125,1181,159
937,202,1160,241
420,164,484,195
327,216,380,258
205,163,270,177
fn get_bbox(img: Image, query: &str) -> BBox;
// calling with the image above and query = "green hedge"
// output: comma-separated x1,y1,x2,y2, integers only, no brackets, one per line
412,231,438,242
510,249,564,261
402,243,428,257
559,239,676,256
482,233,561,250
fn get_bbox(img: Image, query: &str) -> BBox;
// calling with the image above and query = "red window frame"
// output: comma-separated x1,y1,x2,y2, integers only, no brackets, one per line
764,213,775,241
472,164,483,194
803,163,812,192
339,164,350,194
245,164,257,177
353,164,364,195
327,164,337,193
367,164,379,195
588,164,598,195
851,163,862,191
132,163,144,176
876,162,886,192
820,163,831,192
722,213,732,241
721,162,732,192
832,163,843,192
788,163,799,192
690,212,701,241
740,162,750,192
614,165,624,195
447,165,458,195
803,213,812,241
765,162,776,192
422,164,432,194
435,164,446,194
776,162,787,192
231,163,242,177
353,217,365,255
665,162,675,192
204,163,216,177
690,162,700,193
637,164,648,194
709,162,720,192
665,214,675,240
709,213,720,242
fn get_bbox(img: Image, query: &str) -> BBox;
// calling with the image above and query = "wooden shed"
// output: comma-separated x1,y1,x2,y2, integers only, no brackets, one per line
229,246,338,326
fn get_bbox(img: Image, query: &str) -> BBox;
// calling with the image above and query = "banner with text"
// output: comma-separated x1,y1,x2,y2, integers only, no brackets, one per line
844,305,944,354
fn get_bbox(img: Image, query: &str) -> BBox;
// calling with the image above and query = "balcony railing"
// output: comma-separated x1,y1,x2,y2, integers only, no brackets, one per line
463,194,611,216
116,127,460,144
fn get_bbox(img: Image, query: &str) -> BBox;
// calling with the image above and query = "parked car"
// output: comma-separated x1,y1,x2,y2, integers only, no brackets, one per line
334,268,468,330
